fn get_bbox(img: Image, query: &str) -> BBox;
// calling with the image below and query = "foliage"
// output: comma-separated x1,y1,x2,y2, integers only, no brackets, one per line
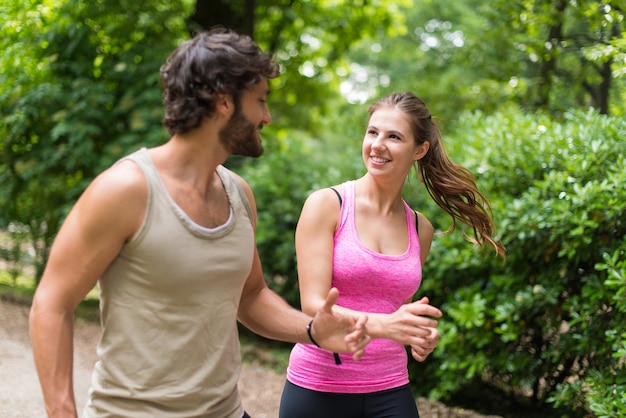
237,116,365,305
477,0,625,116
570,246,626,417
0,0,189,280
254,0,410,136
342,0,625,122
412,106,626,416
342,0,523,123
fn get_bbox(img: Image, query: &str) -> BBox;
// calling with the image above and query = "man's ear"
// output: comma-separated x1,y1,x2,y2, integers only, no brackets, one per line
414,141,430,161
216,93,234,117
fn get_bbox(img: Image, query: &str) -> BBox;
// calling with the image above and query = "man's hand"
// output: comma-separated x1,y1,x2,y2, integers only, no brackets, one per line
309,288,370,360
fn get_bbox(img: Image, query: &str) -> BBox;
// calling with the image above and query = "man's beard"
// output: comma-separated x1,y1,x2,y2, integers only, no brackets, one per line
218,108,264,158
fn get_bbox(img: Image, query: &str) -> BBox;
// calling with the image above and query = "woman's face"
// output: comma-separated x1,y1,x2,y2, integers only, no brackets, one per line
362,107,428,180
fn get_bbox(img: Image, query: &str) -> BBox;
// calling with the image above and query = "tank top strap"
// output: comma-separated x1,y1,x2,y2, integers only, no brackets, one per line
337,180,355,232
118,147,160,198
403,200,420,252
216,165,253,223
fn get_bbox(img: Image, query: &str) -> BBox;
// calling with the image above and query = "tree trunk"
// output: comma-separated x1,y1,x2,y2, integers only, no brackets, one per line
188,0,256,38
534,0,568,110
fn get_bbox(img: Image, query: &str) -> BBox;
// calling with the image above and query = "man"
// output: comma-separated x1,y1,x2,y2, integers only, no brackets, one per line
29,28,369,418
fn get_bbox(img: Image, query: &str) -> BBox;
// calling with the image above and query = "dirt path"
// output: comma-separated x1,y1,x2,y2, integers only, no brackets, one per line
0,299,284,417
0,299,499,418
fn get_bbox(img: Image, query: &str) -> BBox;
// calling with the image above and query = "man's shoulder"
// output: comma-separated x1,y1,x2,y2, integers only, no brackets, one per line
89,157,147,199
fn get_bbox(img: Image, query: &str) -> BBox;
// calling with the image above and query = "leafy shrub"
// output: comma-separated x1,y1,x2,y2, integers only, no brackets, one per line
411,107,626,416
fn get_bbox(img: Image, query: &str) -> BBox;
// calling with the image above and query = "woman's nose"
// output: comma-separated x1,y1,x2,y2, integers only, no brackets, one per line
371,135,385,150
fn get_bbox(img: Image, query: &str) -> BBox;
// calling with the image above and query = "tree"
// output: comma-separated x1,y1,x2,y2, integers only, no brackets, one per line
340,0,625,121
482,0,625,115
188,0,255,37
1,0,190,280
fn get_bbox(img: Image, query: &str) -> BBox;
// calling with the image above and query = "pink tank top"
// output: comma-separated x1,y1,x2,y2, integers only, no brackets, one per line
286,180,422,393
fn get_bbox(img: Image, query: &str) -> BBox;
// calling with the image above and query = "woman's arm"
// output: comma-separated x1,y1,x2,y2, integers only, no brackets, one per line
296,189,441,348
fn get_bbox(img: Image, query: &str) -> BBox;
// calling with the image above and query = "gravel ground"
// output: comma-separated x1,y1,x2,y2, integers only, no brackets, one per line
0,298,500,418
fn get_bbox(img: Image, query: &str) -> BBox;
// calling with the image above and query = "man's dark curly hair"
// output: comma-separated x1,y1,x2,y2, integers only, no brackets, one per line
160,27,280,135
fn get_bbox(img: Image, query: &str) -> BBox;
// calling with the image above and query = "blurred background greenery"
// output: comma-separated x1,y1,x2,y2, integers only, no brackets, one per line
1,1,625,417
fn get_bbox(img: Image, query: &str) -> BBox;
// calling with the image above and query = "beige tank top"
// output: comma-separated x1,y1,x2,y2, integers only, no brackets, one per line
83,148,254,418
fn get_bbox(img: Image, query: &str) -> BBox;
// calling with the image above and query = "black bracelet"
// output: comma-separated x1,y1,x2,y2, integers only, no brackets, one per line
306,319,342,365
306,319,321,347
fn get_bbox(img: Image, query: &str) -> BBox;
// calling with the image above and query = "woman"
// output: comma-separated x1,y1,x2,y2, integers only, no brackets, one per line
279,92,506,418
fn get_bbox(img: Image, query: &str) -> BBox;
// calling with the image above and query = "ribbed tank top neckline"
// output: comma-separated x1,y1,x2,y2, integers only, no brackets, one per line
337,180,417,260
128,147,238,239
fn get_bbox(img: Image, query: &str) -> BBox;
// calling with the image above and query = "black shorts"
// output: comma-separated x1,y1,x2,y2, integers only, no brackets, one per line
278,380,419,418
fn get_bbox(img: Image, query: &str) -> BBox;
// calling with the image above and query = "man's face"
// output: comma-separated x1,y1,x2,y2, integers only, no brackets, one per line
219,79,271,158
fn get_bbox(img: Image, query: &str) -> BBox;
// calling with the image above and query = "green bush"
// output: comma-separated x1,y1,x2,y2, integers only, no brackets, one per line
412,107,626,416
0,0,186,281
239,126,362,306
